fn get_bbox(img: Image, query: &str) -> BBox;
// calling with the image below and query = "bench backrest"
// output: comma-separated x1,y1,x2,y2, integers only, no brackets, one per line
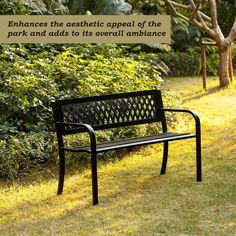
52,90,167,135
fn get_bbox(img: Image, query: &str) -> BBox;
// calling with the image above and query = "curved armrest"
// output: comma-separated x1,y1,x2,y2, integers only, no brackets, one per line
158,108,201,136
56,122,96,150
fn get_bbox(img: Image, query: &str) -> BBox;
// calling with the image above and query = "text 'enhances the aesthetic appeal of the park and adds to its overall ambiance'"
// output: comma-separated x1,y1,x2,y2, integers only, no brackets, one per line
0,15,171,44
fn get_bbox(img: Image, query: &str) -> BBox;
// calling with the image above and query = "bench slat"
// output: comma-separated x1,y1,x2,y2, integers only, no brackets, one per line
62,132,196,153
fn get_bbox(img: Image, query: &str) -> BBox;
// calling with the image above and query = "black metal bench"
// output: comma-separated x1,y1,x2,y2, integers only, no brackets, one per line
52,90,202,205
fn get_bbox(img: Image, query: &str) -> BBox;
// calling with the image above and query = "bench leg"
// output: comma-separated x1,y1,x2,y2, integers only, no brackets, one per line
196,135,202,181
160,141,169,175
91,150,99,205
57,149,65,195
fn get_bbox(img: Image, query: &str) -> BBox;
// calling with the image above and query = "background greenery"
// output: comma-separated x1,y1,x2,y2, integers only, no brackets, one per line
1,42,175,179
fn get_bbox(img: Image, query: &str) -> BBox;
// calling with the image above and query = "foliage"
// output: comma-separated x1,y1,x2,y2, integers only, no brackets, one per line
158,45,220,77
0,132,56,179
0,122,18,139
67,0,132,15
0,0,132,15
205,47,219,76
37,0,132,15
158,51,201,77
0,0,70,15
171,17,201,52
129,0,166,15
0,44,58,133
0,0,32,14
66,45,162,96
0,43,172,179
215,0,236,36
42,0,69,14
0,43,162,135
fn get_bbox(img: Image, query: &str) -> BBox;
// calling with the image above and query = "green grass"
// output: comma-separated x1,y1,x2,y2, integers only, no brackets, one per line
0,76,236,235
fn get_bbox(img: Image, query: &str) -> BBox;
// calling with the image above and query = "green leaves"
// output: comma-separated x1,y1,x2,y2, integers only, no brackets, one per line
93,0,132,15
0,132,56,179
0,43,162,134
68,0,132,15
157,52,201,76
0,43,184,180
0,0,32,15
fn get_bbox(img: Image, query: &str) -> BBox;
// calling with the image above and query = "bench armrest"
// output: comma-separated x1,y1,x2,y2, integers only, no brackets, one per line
56,122,96,149
158,108,201,136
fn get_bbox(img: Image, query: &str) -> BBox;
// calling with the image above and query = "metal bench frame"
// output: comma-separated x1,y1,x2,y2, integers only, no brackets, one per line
52,90,202,205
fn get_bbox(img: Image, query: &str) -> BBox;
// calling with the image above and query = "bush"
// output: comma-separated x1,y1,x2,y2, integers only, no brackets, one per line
158,51,201,77
49,45,162,97
0,0,32,15
0,43,184,179
158,45,222,77
0,132,56,179
0,44,162,134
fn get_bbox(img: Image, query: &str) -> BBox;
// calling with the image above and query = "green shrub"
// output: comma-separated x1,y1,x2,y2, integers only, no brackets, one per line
0,0,32,15
0,43,184,179
158,52,201,77
48,44,162,96
0,140,18,179
204,44,220,76
157,45,221,77
0,90,183,180
0,44,162,133
0,132,57,179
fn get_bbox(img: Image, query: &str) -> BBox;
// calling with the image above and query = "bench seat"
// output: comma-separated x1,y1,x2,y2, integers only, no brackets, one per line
62,132,196,153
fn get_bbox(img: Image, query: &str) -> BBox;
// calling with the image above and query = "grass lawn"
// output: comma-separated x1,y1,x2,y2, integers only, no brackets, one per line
0,76,235,235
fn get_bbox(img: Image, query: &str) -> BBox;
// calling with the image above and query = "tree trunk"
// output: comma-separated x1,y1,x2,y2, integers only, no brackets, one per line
218,46,230,87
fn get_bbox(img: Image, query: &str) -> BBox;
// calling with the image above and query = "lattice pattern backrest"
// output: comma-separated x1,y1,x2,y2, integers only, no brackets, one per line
55,90,164,133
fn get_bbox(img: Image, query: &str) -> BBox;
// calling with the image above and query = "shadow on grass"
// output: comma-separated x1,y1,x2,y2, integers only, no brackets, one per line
183,86,223,102
0,148,133,191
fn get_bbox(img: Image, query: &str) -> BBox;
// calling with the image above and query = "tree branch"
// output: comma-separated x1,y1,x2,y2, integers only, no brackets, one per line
165,0,217,39
188,0,218,39
165,0,189,21
190,1,201,21
199,12,211,22
208,0,218,29
170,1,191,10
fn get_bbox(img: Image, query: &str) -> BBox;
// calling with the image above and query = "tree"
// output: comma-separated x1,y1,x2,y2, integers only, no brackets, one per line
165,0,236,87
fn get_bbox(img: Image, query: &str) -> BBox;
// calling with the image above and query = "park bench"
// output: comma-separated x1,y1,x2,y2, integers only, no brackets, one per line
52,90,202,205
